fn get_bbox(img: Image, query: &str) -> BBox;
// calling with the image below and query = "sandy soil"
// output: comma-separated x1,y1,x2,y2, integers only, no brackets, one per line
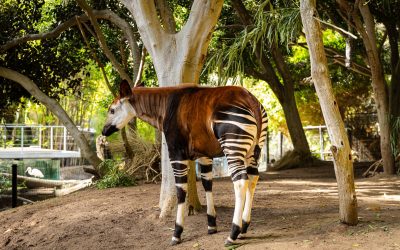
1,165,400,250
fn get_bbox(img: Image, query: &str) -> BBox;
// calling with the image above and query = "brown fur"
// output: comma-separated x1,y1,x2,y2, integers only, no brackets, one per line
126,85,263,159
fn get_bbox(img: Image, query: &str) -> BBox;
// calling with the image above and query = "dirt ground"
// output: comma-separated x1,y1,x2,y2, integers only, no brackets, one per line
1,165,400,250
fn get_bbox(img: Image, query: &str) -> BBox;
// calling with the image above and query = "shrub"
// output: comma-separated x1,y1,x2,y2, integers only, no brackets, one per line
96,159,135,189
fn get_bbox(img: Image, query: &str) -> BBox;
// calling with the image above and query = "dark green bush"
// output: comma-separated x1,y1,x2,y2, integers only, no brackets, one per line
96,159,135,189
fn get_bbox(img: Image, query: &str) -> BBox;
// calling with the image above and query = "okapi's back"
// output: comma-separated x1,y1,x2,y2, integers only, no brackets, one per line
166,86,265,158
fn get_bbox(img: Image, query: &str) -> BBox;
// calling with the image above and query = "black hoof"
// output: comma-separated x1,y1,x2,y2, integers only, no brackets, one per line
241,220,250,234
208,228,218,234
170,238,181,246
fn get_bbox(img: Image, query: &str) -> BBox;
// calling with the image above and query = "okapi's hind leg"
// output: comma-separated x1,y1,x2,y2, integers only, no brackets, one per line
239,145,262,239
240,112,268,239
221,151,250,246
170,159,189,245
198,157,218,234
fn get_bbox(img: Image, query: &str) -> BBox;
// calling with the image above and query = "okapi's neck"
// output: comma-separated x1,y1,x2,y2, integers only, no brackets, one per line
129,88,170,131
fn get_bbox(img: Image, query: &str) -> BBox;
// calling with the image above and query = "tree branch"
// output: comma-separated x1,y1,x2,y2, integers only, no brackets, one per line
135,47,147,86
1,9,141,83
120,0,165,56
0,15,79,52
90,10,141,83
76,0,133,86
76,17,115,96
315,17,358,39
297,42,371,76
0,67,102,173
155,0,176,34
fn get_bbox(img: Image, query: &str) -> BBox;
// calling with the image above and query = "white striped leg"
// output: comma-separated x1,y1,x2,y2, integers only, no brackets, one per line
198,157,217,234
240,174,259,238
225,178,248,246
240,145,262,238
224,156,249,246
170,160,189,245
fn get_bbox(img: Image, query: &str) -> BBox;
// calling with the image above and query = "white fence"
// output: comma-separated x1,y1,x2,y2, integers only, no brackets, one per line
0,124,94,152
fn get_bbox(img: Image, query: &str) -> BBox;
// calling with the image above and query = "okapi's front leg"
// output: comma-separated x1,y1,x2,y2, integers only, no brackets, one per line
198,157,217,234
170,159,189,245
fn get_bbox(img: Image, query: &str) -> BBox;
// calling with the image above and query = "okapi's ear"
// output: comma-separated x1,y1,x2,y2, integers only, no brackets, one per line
119,80,131,98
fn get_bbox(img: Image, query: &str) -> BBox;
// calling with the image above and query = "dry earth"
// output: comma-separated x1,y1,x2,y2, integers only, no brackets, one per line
1,165,400,250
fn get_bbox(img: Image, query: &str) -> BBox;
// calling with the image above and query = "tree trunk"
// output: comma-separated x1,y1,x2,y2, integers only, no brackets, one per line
356,1,394,175
187,161,202,213
121,0,224,217
336,0,395,175
281,84,312,157
300,0,358,225
0,67,102,175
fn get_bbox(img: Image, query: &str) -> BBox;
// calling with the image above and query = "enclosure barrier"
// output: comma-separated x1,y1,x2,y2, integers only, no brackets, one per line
0,124,89,152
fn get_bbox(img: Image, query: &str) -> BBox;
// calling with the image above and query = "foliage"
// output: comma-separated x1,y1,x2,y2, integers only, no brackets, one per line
96,159,135,189
243,79,286,133
0,0,88,118
0,175,11,193
391,116,400,157
204,0,302,85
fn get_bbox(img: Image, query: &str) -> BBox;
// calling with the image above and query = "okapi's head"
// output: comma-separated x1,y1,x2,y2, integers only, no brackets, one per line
102,80,135,136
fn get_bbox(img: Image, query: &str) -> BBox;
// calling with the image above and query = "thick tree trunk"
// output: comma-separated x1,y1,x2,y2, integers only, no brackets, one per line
0,67,102,173
122,0,223,217
300,0,358,225
281,85,311,157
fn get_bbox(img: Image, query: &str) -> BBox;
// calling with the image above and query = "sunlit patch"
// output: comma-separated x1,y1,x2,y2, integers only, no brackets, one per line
383,193,400,201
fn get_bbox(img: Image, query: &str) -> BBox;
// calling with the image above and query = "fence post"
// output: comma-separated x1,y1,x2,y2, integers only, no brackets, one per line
265,130,270,164
38,125,42,148
319,126,324,160
50,126,54,150
278,131,283,158
12,163,17,208
63,126,67,151
21,126,24,148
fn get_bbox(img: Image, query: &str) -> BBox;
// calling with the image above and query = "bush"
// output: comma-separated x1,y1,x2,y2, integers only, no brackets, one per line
0,175,11,193
96,159,136,189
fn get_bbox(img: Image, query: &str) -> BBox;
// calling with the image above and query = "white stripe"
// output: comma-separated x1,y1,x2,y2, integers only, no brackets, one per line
214,120,257,135
219,111,256,123
170,160,189,165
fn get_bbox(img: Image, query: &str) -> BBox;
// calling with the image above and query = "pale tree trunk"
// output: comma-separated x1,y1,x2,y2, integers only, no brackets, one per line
300,0,358,225
336,0,394,175
0,67,102,174
121,0,224,217
357,1,394,175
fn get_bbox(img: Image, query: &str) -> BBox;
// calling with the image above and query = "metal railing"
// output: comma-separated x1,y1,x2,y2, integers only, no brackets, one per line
0,124,86,152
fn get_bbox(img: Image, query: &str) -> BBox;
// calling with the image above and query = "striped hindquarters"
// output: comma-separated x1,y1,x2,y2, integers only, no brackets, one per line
213,105,259,181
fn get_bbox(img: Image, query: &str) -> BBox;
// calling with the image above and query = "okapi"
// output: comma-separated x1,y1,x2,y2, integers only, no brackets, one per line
102,80,268,246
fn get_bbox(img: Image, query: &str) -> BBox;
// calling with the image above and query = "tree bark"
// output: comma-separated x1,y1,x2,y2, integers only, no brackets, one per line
76,0,134,86
281,86,311,157
121,0,223,217
336,0,395,175
0,67,102,173
300,0,358,225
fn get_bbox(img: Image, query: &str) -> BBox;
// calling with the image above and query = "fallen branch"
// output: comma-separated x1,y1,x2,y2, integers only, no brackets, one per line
0,195,34,204
362,159,383,177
